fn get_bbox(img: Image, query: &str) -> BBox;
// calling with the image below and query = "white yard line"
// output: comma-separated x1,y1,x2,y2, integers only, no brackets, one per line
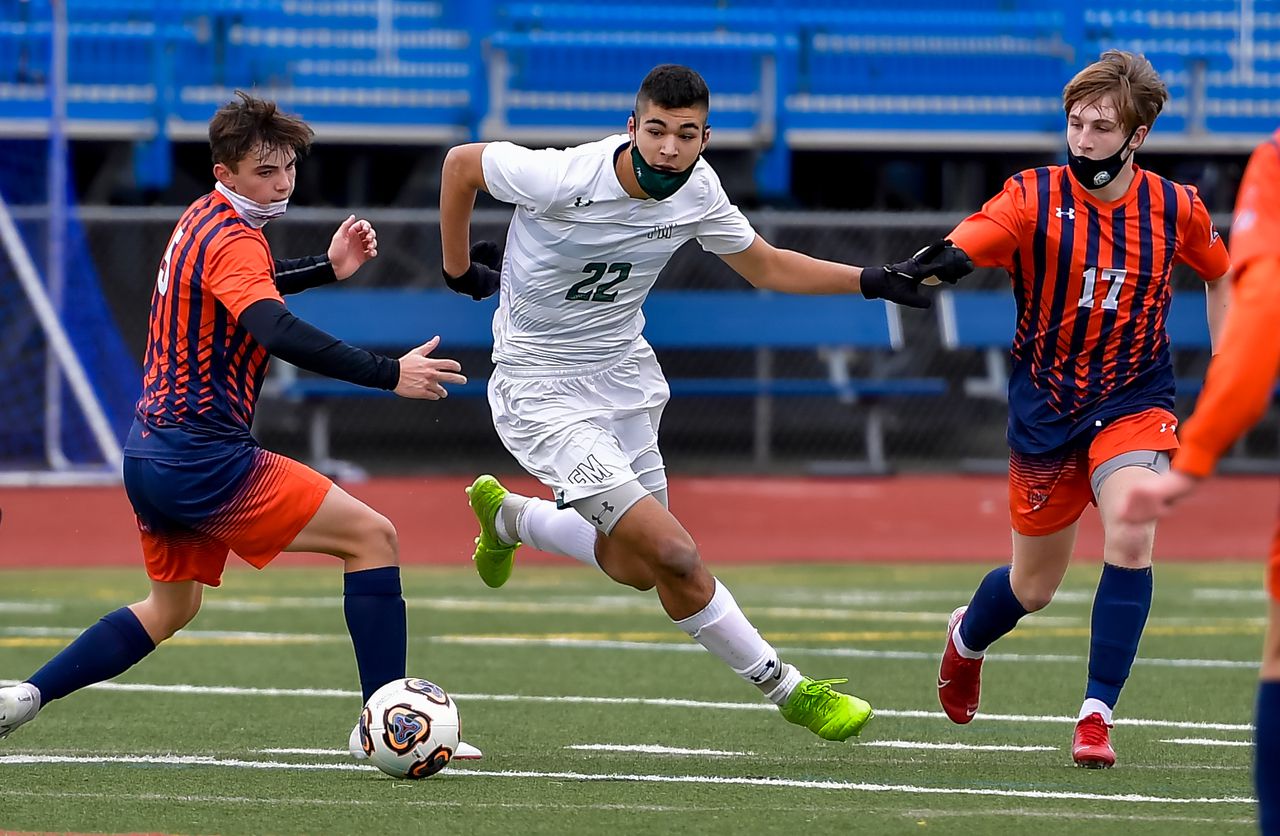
566,744,753,756
0,602,58,613
858,740,1056,752
5,626,1258,668
0,754,1255,805
434,635,1263,670
1162,738,1254,747
0,678,1255,731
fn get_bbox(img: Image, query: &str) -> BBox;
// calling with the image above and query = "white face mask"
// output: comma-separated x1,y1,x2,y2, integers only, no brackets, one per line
215,181,288,228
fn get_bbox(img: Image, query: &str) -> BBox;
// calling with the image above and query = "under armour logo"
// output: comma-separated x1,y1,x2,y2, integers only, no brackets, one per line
573,197,594,208
1055,207,1075,219
749,659,778,684
590,500,616,526
1160,421,1177,433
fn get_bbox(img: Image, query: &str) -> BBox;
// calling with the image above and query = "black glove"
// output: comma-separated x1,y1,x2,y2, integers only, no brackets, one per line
443,240,502,300
859,239,973,309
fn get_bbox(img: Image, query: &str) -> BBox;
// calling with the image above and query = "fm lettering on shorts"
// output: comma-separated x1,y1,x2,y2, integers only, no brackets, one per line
567,454,614,485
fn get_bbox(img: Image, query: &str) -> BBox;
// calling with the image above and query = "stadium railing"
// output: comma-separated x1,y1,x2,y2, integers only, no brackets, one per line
271,289,947,478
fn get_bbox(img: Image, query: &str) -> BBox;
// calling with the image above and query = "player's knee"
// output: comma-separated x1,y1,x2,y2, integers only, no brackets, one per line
1011,581,1056,613
358,511,399,564
1102,525,1153,569
645,533,701,581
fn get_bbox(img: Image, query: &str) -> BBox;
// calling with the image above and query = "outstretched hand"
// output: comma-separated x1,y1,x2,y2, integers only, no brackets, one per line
1116,469,1201,525
328,215,379,280
443,240,502,301
394,336,467,400
859,239,974,309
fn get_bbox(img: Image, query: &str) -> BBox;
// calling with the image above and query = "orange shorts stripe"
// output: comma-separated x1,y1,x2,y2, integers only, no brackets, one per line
139,451,331,586
1009,407,1180,537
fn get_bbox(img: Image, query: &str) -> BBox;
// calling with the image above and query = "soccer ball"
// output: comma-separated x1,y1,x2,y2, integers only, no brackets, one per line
357,677,461,779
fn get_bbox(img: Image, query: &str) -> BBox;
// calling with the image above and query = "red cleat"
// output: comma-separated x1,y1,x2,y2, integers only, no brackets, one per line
938,606,983,724
1072,712,1116,768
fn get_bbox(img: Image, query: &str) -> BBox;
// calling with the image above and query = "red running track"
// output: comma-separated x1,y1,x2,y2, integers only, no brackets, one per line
0,475,1275,571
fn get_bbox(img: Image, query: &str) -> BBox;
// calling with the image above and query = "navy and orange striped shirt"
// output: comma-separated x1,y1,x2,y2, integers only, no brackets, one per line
950,164,1230,455
124,190,284,457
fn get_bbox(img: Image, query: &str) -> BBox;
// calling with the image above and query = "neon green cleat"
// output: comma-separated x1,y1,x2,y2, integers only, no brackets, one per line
465,475,520,589
778,678,873,741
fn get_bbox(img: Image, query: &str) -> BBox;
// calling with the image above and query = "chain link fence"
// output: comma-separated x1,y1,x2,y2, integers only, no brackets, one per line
74,205,1267,476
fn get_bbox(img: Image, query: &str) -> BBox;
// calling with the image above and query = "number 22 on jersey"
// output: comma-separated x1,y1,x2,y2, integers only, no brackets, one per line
566,261,632,303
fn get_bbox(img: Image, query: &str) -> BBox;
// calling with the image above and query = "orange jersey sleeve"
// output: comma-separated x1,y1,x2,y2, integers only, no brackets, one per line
1174,186,1231,281
948,176,1025,272
1177,137,1280,477
204,231,284,319
1177,255,1280,477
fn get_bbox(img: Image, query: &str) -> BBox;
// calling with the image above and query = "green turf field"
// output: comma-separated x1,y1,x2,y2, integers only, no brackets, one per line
0,562,1264,834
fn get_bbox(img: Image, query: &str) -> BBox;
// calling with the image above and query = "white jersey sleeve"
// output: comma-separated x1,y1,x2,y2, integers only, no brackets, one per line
482,142,567,214
695,168,756,255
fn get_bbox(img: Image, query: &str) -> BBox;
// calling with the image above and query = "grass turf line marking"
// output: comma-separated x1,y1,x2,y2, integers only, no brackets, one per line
263,742,1057,757
566,744,753,756
902,808,1255,826
0,678,1254,731
201,596,1085,626
1161,738,1253,747
4,627,1260,668
0,755,1256,805
434,635,1262,670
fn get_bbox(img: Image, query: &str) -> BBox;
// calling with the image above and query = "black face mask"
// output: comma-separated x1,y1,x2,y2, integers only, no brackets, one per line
1067,127,1139,190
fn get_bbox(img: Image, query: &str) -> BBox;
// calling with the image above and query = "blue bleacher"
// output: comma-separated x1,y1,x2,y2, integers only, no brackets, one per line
3,0,1279,190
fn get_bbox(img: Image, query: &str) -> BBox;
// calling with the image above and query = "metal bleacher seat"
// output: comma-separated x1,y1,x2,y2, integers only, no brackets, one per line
483,28,777,147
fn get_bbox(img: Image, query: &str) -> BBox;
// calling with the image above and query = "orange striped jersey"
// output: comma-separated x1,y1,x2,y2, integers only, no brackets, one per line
949,164,1230,455
1177,132,1280,477
125,190,284,456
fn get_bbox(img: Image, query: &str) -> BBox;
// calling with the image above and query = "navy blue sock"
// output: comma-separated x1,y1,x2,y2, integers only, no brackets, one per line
958,566,1029,652
343,566,407,703
1257,681,1280,835
1085,563,1153,708
27,607,155,702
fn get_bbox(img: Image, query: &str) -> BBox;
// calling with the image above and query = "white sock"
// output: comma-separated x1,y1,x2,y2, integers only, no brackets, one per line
675,579,800,705
1078,698,1113,725
492,493,526,545
515,497,599,569
951,623,984,660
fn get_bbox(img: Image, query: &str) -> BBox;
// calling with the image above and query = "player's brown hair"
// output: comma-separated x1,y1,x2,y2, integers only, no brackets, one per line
1062,50,1169,132
208,91,314,171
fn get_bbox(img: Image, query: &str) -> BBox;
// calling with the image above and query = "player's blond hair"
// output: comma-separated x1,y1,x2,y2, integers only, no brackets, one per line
1062,50,1169,132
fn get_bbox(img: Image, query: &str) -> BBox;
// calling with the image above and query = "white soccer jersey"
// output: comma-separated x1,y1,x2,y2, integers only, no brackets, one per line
481,134,757,369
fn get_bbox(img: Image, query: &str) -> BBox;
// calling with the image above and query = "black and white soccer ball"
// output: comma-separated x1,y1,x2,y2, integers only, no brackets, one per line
358,677,460,779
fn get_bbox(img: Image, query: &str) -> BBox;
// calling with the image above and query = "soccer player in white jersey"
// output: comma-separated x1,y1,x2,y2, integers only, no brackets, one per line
438,64,973,740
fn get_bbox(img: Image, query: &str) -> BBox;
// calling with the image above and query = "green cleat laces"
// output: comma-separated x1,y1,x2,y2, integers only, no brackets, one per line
465,475,520,589
778,678,874,741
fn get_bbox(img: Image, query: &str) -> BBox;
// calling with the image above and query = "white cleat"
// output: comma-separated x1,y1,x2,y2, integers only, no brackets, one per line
348,722,482,761
0,683,40,739
348,721,372,760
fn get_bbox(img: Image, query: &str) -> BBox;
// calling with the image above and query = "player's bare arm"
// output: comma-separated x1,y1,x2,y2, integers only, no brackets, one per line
719,236,973,309
440,143,491,277
1206,271,1232,353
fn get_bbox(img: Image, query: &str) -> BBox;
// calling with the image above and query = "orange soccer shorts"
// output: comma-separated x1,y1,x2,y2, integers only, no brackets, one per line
1008,407,1180,537
123,447,332,587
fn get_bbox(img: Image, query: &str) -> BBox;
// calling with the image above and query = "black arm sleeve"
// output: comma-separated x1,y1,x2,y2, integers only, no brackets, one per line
239,299,399,391
273,254,338,295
